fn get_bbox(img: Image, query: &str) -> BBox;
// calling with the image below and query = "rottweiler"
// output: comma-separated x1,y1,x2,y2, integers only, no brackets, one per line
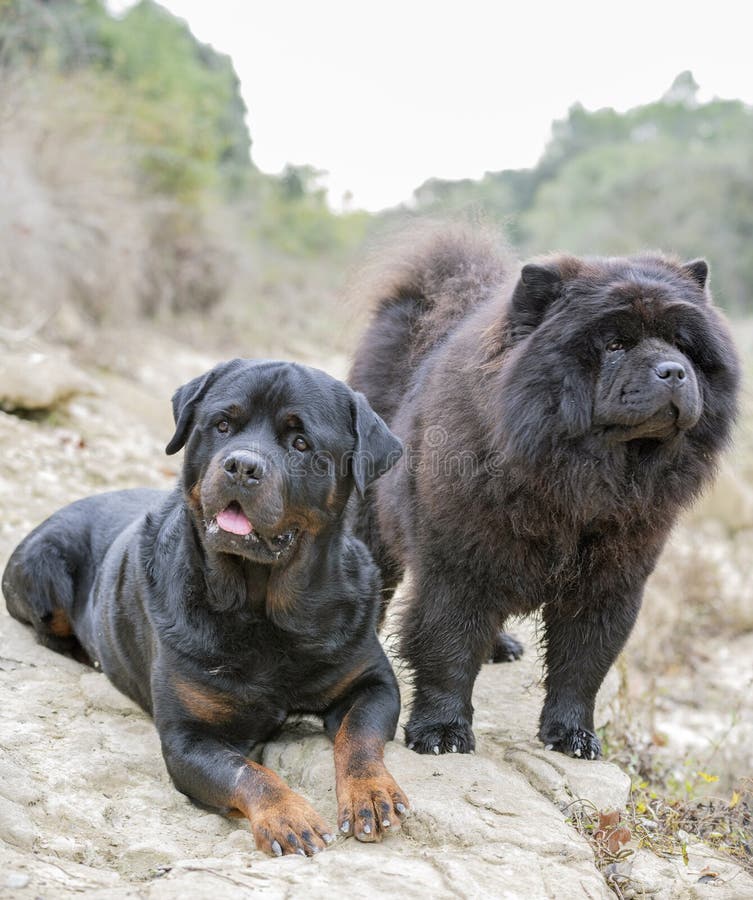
2,358,409,856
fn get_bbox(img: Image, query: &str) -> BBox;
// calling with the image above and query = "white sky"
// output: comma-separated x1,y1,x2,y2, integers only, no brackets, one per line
109,1,753,211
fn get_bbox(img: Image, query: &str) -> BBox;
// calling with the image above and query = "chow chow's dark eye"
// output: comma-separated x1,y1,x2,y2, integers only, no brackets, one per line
216,420,230,434
606,339,624,352
293,436,309,452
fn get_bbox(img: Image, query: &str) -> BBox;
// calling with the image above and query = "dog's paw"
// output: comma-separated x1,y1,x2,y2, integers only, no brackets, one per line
488,631,524,663
405,717,475,755
250,790,334,857
540,725,601,760
337,767,409,842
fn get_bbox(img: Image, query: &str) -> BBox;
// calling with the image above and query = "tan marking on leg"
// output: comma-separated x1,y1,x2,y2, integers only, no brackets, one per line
322,661,369,706
172,676,235,725
333,716,410,843
230,761,332,857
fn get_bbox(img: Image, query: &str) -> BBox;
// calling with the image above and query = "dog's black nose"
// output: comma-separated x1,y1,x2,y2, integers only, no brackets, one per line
655,361,686,383
223,450,265,485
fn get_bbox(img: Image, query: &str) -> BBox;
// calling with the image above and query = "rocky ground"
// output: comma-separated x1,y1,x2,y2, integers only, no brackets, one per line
0,334,751,899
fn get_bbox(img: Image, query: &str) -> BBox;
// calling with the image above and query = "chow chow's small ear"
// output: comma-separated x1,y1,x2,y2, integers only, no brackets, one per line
349,391,403,497
510,263,563,334
165,359,242,455
520,263,562,297
681,258,709,292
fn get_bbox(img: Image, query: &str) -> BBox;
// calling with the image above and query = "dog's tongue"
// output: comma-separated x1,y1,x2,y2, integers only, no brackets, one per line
216,504,253,536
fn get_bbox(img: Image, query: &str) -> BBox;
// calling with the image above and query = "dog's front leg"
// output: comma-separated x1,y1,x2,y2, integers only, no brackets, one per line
538,589,643,760
157,723,334,856
323,661,410,842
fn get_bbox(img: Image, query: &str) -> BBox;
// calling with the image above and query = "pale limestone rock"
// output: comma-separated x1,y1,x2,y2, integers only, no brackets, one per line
0,349,96,413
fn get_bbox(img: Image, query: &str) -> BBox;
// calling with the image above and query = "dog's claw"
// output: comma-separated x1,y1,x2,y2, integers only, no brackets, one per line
271,840,282,857
405,717,475,754
539,726,601,760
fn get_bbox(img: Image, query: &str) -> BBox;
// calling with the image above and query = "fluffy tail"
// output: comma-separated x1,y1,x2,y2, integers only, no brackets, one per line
348,220,513,424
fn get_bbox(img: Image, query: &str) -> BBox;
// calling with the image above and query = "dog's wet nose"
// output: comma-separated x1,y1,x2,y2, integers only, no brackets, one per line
223,450,266,485
655,360,686,384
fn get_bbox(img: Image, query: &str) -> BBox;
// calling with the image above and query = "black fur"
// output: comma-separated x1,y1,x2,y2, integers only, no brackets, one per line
3,359,410,854
349,225,740,758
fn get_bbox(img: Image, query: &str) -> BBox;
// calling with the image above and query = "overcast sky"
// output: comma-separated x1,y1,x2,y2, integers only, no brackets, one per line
110,1,753,211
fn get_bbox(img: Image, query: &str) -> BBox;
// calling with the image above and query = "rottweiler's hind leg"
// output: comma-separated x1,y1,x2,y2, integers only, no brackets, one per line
2,539,87,661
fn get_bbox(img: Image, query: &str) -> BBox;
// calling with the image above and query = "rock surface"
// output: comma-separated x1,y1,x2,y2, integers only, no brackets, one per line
0,607,621,900
0,344,97,413
1,604,748,899
0,343,750,899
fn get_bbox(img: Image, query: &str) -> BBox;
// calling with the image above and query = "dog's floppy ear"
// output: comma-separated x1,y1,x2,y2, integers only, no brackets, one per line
166,359,242,455
349,391,403,497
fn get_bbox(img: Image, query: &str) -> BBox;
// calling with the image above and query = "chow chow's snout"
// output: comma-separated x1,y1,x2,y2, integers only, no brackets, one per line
594,337,702,438
644,343,701,428
654,359,686,384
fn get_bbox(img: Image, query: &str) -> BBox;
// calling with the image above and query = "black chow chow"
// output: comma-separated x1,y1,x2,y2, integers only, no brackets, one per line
349,225,740,758
3,359,409,856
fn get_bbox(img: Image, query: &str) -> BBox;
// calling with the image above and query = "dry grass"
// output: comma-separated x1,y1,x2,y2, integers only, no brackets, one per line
0,70,243,336
0,69,363,362
568,771,752,898
0,71,148,328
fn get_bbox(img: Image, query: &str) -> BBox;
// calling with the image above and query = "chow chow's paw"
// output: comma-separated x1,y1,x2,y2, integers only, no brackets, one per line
405,717,475,755
540,724,601,760
488,631,524,663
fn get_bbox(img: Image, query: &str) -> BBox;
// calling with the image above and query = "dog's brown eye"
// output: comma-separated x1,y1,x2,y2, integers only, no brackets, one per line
292,436,308,452
216,420,230,434
606,340,624,352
